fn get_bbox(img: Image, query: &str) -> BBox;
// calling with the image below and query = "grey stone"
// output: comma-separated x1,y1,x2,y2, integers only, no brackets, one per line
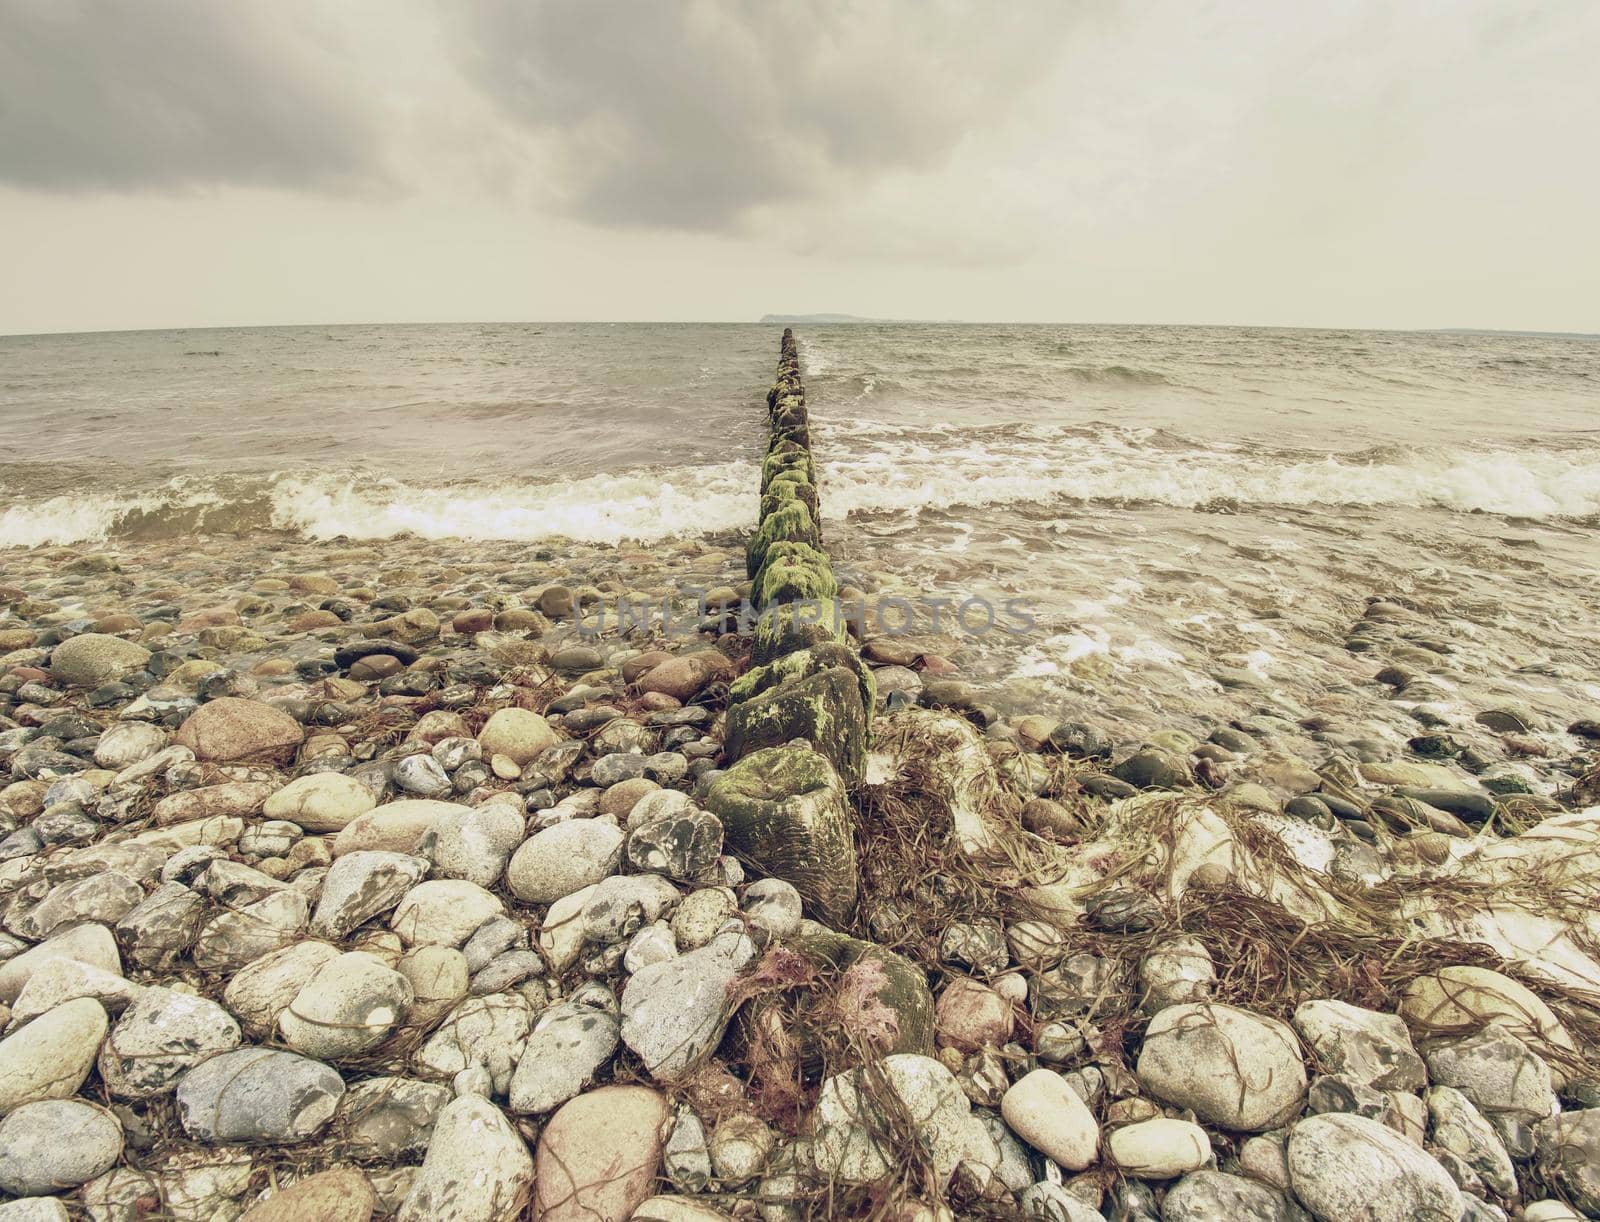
224,940,342,1037
1161,1170,1304,1221
1136,1002,1307,1131
116,881,207,967
743,877,804,943
411,993,535,1097
0,1100,123,1196
508,1000,620,1113
621,927,755,1079
99,986,241,1099
627,809,723,881
0,922,120,1003
309,850,429,940
1426,1085,1516,1198
812,1053,974,1185
1534,1108,1600,1216
396,1095,534,1222
1423,1025,1556,1123
0,997,108,1114
175,1047,344,1143
335,1075,452,1161
582,873,681,945
1287,1112,1460,1222
1292,999,1425,1091
414,801,524,889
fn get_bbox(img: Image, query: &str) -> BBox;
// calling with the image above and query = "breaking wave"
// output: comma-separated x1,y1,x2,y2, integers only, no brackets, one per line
5,429,1600,549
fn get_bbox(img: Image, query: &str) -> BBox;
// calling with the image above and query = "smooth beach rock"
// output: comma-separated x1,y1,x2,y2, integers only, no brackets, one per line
1000,1068,1100,1171
1107,1116,1211,1178
0,1100,123,1196
224,940,343,1036
0,997,108,1114
174,697,304,761
264,772,377,832
477,708,559,766
0,922,120,1003
411,993,535,1096
49,633,150,687
507,819,624,904
390,878,503,947
241,1166,378,1222
92,721,168,769
636,651,732,702
176,1047,344,1143
1398,965,1574,1055
533,1085,670,1222
398,1095,534,1222
5,956,138,1027
934,976,1014,1050
332,798,465,856
1287,1112,1461,1222
278,951,413,1060
1136,1002,1307,1131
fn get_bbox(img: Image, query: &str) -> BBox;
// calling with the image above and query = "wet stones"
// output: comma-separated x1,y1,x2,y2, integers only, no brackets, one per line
48,633,150,688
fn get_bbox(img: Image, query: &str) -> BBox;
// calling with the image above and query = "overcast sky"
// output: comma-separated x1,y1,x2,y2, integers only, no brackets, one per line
1,0,1596,335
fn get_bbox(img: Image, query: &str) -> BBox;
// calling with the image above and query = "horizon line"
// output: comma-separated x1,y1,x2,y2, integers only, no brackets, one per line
2,318,1597,341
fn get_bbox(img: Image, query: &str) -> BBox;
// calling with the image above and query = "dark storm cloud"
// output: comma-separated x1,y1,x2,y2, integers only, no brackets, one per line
0,0,381,191
451,0,1076,230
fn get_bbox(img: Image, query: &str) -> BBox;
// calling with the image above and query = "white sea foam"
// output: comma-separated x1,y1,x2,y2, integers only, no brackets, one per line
267,464,755,544
3,430,1599,548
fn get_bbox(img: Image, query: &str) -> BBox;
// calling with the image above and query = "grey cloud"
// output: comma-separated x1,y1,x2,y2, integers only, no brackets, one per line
0,0,382,191
451,0,1078,230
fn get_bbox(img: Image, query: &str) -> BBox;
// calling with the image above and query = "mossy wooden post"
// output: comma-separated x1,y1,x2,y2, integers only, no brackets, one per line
707,329,872,918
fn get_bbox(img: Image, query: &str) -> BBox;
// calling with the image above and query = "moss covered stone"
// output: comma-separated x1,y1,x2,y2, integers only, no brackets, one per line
729,642,875,724
761,445,815,494
746,499,821,579
759,479,820,529
751,600,848,665
704,744,857,921
724,666,868,787
753,546,838,608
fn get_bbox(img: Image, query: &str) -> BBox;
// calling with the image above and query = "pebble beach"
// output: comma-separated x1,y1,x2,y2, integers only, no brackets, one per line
2,329,1600,1221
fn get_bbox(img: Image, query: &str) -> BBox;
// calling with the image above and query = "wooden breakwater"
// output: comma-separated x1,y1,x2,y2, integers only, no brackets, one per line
703,330,875,921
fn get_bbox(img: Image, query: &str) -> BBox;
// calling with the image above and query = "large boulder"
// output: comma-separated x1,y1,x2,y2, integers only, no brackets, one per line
704,745,856,921
49,633,150,687
174,698,303,762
